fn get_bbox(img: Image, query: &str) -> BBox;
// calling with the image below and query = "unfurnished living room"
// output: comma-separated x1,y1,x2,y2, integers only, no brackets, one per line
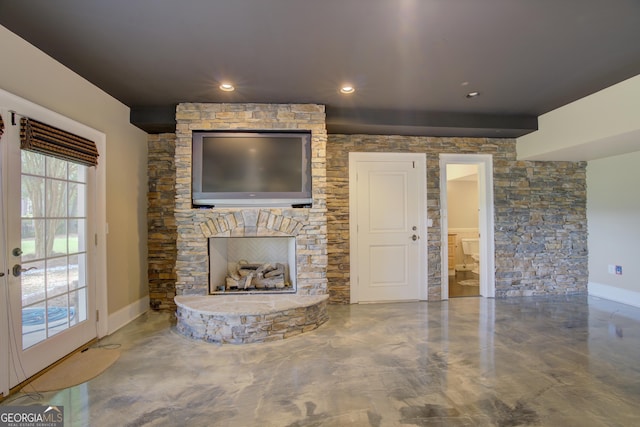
1,1,640,426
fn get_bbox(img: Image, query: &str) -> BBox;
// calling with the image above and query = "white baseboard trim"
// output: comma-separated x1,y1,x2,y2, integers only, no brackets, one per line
107,295,150,335
588,282,640,309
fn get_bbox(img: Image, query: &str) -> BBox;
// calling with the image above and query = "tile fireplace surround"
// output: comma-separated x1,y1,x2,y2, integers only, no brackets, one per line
173,103,329,343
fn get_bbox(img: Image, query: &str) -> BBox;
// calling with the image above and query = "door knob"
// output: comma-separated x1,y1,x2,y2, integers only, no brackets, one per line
12,265,37,277
411,234,419,241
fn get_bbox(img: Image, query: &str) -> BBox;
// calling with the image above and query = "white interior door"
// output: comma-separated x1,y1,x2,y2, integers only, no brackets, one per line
1,108,98,390
349,153,427,302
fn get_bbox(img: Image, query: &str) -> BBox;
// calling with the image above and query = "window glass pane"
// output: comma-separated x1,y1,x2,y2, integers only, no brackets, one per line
68,182,86,217
67,221,76,254
21,175,45,217
73,219,87,253
21,219,45,261
47,295,71,338
45,179,67,217
69,292,80,327
69,288,87,325
46,156,67,179
21,150,45,176
46,219,67,256
68,163,87,183
46,257,69,298
21,260,46,306
70,254,87,290
69,254,79,290
22,302,46,349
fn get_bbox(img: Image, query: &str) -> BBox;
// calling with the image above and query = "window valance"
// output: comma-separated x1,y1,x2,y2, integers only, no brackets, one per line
20,117,99,167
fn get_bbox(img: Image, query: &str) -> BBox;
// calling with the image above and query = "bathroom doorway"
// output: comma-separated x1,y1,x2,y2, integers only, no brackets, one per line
440,154,495,299
446,164,480,297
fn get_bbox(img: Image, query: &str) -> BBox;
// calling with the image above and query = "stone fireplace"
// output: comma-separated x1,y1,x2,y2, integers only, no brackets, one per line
172,103,329,343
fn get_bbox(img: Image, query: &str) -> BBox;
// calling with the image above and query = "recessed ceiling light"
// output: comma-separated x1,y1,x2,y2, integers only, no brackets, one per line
466,91,480,98
219,83,235,92
340,85,355,94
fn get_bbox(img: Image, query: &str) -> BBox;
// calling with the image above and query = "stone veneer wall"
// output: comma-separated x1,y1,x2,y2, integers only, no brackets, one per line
326,135,588,303
147,127,587,307
173,103,328,297
148,133,178,310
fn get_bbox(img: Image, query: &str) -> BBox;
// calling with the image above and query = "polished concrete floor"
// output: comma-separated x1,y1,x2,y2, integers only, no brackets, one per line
3,295,640,426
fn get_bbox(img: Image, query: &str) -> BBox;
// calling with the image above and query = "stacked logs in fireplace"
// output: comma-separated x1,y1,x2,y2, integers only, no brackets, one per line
223,260,291,291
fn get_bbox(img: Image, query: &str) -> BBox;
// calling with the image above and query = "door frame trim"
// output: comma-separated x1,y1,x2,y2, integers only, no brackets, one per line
349,152,428,303
439,153,495,299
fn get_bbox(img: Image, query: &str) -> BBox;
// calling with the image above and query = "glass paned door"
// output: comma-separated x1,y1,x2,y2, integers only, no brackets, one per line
3,112,97,389
20,151,89,349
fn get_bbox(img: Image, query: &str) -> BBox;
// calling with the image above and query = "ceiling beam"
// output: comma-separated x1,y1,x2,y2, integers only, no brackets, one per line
130,106,176,134
131,105,537,138
326,107,538,138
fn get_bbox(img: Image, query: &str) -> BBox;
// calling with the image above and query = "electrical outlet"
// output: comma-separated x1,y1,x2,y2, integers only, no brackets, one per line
608,264,615,275
615,265,623,275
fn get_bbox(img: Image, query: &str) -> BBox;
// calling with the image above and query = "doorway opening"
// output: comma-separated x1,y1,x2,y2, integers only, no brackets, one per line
446,164,480,297
440,154,495,299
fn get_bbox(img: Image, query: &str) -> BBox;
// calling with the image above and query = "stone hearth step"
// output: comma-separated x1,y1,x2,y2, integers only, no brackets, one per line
174,294,329,344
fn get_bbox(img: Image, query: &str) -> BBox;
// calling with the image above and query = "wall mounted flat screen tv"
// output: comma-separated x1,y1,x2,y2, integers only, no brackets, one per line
192,130,313,207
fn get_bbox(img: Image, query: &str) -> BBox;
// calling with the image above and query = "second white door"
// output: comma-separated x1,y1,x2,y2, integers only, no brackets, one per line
349,153,427,302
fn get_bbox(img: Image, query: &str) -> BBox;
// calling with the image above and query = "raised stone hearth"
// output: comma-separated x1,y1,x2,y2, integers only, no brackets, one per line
175,294,329,344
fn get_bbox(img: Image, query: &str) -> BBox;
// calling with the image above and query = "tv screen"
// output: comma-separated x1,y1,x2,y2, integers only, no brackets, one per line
192,131,312,207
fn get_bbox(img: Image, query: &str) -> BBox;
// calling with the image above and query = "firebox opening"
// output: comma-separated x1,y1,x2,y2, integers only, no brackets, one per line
209,236,297,294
